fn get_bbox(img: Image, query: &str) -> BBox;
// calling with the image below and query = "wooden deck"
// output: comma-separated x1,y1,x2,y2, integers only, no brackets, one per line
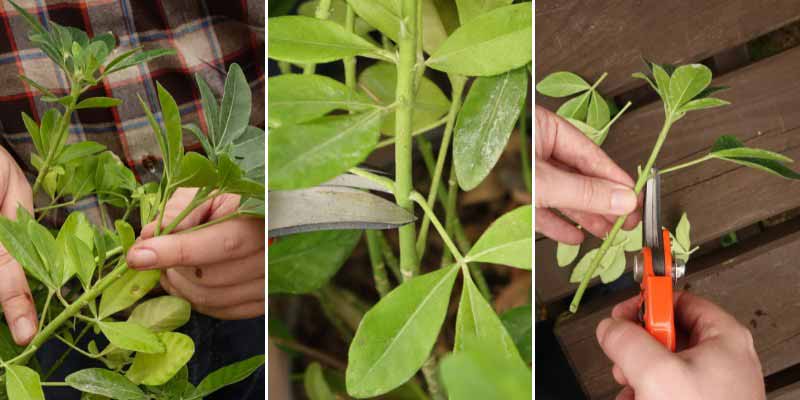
536,1,800,398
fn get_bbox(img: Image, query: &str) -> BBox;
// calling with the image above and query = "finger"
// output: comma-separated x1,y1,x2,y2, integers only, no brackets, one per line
596,317,676,386
673,291,744,345
128,217,265,270
612,364,628,386
535,106,634,187
0,252,37,345
611,296,642,322
171,250,264,287
164,268,264,309
0,169,33,217
535,208,583,244
615,386,634,400
559,208,612,238
537,161,637,216
193,300,265,320
140,188,209,239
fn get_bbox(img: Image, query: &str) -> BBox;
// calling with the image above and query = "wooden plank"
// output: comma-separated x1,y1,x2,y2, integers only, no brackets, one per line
554,222,800,399
769,381,800,400
536,43,800,303
535,0,800,97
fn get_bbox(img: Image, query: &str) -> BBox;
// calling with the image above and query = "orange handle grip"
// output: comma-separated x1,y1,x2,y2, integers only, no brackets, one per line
639,229,676,352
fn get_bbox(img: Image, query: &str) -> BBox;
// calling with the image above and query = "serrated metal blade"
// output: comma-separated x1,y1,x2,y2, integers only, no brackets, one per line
268,186,415,237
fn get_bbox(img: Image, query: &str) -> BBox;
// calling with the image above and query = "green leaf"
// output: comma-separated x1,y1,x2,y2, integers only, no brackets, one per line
194,74,219,144
631,72,658,93
455,0,513,24
570,245,623,283
299,0,374,38
115,220,135,252
426,3,531,76
345,0,446,54
455,271,523,367
269,230,361,294
454,68,526,190
59,234,94,287
268,73,374,128
677,97,729,113
421,0,449,53
188,355,265,399
128,296,191,333
174,152,218,188
535,72,590,98
500,306,532,364
439,349,531,400
675,213,691,252
39,108,62,156
652,63,672,100
127,332,194,386
358,62,450,135
57,141,106,164
668,64,712,108
0,322,22,360
21,112,44,155
19,75,55,98
586,91,610,130
99,269,161,319
5,365,44,400
268,15,380,64
268,110,382,190
26,220,60,288
346,265,459,397
599,246,626,283
556,242,580,267
145,366,191,399
556,91,590,120
156,82,184,175
467,205,531,269
618,222,643,252
563,117,602,144
708,135,800,179
304,362,335,400
217,64,252,146
99,321,165,354
105,49,175,75
75,97,121,109
65,369,147,400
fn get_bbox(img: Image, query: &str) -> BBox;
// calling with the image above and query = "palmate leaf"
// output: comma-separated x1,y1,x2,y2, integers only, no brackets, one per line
346,265,459,397
668,64,712,109
708,135,800,179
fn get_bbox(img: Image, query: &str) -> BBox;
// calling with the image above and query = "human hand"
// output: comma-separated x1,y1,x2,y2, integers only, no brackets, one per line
127,188,265,320
596,292,765,400
0,146,36,345
535,105,640,244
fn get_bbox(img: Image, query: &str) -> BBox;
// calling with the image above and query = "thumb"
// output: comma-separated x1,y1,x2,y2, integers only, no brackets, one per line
537,162,638,215
596,317,677,388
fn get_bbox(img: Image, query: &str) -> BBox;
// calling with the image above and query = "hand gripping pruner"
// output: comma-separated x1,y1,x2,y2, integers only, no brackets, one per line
633,168,686,352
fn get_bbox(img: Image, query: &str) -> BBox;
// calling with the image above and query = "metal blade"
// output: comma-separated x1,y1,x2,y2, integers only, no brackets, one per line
268,186,415,237
644,168,665,275
319,173,392,193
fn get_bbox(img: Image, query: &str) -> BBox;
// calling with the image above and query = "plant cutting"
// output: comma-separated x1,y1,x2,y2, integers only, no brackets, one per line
0,2,266,398
537,60,800,312
268,0,532,398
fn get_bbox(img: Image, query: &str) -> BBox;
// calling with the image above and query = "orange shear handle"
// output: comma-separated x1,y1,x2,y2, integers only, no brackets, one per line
639,229,676,352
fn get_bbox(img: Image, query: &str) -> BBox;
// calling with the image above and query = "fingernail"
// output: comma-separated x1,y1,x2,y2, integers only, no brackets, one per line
12,316,35,344
596,318,612,343
128,248,157,269
611,189,637,214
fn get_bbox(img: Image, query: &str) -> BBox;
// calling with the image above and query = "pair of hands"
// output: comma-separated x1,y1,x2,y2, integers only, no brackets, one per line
0,147,264,346
535,106,765,399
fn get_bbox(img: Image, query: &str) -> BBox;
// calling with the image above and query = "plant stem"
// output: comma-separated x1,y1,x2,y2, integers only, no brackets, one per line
570,113,676,313
270,336,347,371
14,263,130,365
377,233,402,281
394,0,420,282
659,155,713,175
43,323,91,380
344,5,357,90
161,189,212,235
410,191,463,263
53,334,97,359
302,0,332,75
179,211,242,234
34,200,76,214
598,101,633,144
40,382,69,387
377,117,448,148
365,231,391,297
32,82,80,195
416,76,466,259
519,103,532,192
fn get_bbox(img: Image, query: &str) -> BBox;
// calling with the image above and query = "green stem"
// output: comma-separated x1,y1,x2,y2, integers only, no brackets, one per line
43,323,91,380
14,263,130,365
179,211,242,234
377,117,448,149
54,334,97,359
34,200,76,214
32,82,80,195
659,155,712,175
377,233,402,281
365,231,391,297
394,0,420,282
343,5,357,90
441,169,458,266
40,382,70,387
570,113,676,313
302,0,332,75
410,191,463,263
597,101,633,144
161,189,213,235
38,291,53,328
416,76,466,259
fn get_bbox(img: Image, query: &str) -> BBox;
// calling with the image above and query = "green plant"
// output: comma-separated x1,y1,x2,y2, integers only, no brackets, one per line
0,2,265,398
268,1,531,399
537,60,800,312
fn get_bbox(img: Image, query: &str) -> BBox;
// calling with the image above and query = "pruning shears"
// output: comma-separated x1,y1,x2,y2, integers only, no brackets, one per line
268,173,416,239
633,168,685,352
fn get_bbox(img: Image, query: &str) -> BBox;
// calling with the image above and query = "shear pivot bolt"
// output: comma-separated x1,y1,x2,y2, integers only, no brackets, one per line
672,259,686,281
633,253,644,283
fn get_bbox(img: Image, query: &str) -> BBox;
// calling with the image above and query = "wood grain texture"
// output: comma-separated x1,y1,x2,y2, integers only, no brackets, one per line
535,0,800,97
537,42,800,303
554,225,800,399
769,381,800,400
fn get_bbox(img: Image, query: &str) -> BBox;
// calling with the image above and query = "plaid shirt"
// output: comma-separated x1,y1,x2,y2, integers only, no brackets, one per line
0,0,265,222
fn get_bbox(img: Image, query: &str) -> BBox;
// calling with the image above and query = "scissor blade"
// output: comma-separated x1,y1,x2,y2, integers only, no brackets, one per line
319,173,392,193
644,168,662,250
268,186,415,238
